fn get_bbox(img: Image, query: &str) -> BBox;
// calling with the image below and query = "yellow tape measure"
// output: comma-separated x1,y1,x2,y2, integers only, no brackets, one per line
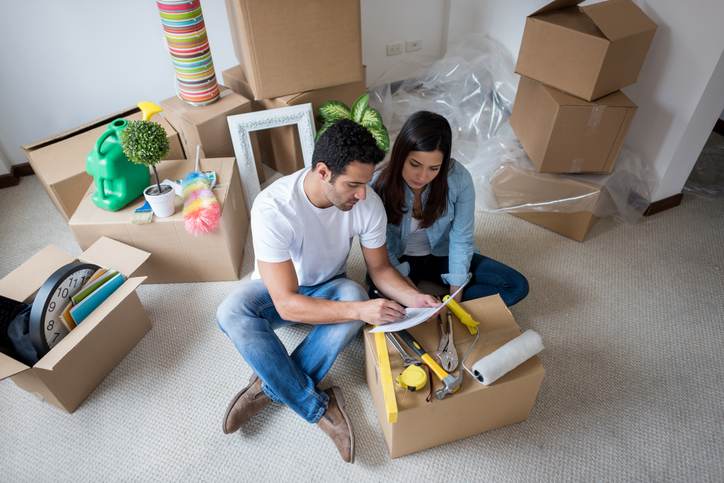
395,364,428,392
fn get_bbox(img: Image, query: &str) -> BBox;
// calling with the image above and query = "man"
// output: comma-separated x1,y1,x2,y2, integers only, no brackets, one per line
216,119,438,463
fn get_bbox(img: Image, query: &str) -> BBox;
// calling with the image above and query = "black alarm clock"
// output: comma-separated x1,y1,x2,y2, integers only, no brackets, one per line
29,262,100,356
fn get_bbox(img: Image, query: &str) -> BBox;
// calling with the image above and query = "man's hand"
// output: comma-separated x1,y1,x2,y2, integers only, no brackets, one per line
356,298,407,325
408,293,440,308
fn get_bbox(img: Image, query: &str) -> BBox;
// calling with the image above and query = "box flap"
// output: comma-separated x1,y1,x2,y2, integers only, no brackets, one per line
22,107,140,152
34,276,146,370
0,245,76,303
79,237,150,277
0,352,29,380
581,0,656,41
531,0,582,17
545,83,637,108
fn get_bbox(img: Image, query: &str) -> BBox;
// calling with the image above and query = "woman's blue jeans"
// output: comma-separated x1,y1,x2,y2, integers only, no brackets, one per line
216,276,367,423
401,253,529,306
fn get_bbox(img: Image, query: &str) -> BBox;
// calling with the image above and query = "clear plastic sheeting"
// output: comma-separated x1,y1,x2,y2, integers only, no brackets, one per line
368,34,657,224
369,34,517,165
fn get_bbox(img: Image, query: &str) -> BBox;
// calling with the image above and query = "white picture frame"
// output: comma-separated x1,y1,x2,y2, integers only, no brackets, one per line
227,103,316,211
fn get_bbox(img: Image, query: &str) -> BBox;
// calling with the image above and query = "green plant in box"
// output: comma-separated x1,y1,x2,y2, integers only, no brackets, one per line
317,93,390,153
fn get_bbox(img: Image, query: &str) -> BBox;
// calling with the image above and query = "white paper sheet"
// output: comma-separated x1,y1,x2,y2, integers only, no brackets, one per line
369,274,471,333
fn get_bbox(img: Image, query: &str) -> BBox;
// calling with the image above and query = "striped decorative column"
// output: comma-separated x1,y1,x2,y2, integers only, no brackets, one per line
157,0,220,106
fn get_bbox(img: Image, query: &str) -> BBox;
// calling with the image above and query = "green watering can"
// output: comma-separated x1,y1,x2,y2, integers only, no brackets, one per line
86,102,163,211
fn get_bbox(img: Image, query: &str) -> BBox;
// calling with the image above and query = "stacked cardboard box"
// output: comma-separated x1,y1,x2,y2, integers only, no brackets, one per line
504,0,656,241
223,0,366,174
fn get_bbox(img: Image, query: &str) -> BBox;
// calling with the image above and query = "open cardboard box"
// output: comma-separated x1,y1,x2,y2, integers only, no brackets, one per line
364,295,545,458
223,65,367,174
224,0,364,100
22,107,184,221
511,76,637,174
490,164,607,241
68,157,248,284
0,237,151,413
515,0,657,101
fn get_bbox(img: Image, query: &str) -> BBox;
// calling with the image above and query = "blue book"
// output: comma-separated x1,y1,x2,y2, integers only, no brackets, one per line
70,272,126,324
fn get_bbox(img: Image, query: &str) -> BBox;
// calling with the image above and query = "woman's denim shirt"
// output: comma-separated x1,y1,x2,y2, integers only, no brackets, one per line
372,159,476,287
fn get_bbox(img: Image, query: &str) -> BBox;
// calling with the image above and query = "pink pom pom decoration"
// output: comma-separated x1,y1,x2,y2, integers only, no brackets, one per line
182,172,221,235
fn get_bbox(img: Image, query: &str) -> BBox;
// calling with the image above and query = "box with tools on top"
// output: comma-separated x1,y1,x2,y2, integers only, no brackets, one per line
68,157,248,284
364,295,545,458
0,237,152,413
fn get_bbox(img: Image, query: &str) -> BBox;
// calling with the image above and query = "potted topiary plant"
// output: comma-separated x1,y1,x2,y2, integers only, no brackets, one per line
121,118,174,217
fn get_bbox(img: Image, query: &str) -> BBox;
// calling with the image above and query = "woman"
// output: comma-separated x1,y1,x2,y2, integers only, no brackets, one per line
371,110,528,306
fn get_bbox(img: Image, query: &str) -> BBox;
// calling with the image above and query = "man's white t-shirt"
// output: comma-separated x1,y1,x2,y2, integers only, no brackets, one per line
251,168,387,287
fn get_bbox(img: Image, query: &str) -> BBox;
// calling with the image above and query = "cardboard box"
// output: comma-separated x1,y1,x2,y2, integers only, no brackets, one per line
224,0,364,100
0,237,151,413
69,157,248,284
223,65,367,174
515,0,656,101
160,88,265,183
510,76,637,174
22,108,184,221
365,295,545,458
490,164,605,241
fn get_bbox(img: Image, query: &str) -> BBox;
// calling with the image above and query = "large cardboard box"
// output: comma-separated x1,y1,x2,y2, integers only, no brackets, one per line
515,0,656,101
365,295,545,458
69,157,248,284
223,65,367,174
224,0,364,100
161,88,265,183
0,237,151,413
490,164,605,241
510,76,637,174
22,108,184,221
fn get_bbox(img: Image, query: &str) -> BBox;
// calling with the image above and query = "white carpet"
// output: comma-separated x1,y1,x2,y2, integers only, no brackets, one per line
1,174,723,482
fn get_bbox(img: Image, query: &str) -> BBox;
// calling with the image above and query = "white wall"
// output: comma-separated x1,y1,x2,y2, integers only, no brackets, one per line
361,0,448,87
0,0,236,167
0,0,448,169
448,0,724,202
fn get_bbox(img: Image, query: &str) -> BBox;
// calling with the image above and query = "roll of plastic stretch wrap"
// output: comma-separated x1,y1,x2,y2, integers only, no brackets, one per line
471,329,543,385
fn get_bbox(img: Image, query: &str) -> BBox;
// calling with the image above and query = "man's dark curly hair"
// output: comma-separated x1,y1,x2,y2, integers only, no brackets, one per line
312,119,385,179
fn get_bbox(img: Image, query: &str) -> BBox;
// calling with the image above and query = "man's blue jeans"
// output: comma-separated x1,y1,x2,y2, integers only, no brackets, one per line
216,276,367,423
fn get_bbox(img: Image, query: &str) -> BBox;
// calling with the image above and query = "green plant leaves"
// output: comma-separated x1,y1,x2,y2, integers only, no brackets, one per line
318,101,351,124
367,125,390,153
359,106,383,130
351,93,369,123
120,120,170,166
316,92,390,152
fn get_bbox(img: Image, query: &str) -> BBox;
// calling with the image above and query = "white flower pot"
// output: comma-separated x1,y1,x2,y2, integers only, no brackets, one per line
143,184,176,218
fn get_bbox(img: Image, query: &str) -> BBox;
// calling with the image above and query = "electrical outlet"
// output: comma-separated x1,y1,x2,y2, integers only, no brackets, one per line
386,42,404,56
405,40,422,52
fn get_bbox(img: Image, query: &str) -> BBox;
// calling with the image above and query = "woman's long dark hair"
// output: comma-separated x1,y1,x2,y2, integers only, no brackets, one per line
373,111,452,228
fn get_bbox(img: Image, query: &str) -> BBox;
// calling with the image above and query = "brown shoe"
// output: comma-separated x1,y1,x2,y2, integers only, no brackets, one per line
317,386,355,463
222,374,271,434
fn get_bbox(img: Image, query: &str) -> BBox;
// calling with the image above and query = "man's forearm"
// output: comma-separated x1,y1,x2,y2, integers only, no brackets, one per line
275,293,361,325
370,265,421,306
